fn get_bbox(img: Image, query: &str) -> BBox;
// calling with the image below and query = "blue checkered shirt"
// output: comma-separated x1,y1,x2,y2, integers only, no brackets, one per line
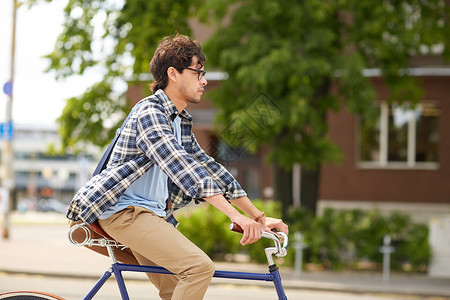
67,89,246,225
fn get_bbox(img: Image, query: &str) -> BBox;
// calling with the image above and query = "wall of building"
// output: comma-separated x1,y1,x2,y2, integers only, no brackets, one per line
320,76,450,218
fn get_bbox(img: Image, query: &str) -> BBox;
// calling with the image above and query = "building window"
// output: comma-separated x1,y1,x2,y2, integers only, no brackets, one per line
359,102,439,169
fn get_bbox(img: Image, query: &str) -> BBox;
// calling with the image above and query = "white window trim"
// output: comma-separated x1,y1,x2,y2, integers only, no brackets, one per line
379,103,388,166
358,102,439,170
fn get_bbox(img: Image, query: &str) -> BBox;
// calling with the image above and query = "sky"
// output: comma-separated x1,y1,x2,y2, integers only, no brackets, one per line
0,0,100,126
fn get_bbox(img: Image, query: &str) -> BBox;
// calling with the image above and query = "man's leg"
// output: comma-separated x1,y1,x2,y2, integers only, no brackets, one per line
99,206,215,300
131,250,179,300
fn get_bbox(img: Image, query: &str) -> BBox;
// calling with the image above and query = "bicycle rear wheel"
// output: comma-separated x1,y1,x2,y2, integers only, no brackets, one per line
0,291,64,300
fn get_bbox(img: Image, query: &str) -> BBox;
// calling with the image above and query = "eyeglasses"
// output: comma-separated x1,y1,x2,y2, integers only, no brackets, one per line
183,67,206,80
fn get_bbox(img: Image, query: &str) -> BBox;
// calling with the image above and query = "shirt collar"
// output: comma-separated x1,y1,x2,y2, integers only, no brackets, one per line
154,89,193,122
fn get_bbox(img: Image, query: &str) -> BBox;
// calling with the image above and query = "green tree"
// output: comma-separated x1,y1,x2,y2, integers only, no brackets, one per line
34,0,201,150
37,0,449,216
202,0,450,216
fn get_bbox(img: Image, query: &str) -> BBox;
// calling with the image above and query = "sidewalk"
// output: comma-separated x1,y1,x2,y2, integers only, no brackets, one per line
1,212,449,299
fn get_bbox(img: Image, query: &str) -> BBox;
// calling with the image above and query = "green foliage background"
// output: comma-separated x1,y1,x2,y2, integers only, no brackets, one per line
177,202,430,272
34,0,450,163
31,0,450,214
26,1,442,260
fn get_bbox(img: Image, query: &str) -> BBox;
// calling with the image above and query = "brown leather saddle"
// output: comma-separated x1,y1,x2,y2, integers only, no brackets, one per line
88,220,115,241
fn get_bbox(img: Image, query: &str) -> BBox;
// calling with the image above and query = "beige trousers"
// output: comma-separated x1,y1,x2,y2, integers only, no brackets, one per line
97,206,215,300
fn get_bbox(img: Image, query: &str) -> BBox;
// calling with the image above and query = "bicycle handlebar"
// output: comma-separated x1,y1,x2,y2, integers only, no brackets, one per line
229,222,288,258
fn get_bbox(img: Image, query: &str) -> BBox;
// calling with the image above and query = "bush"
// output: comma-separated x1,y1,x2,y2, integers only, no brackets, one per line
288,207,431,272
176,202,431,272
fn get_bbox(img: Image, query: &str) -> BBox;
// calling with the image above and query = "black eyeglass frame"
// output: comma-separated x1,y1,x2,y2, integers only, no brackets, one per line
183,67,207,80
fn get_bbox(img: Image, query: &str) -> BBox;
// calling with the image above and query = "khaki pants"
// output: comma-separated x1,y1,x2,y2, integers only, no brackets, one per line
96,206,215,300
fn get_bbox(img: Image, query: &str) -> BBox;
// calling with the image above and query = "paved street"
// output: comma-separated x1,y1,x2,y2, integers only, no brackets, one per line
0,273,417,300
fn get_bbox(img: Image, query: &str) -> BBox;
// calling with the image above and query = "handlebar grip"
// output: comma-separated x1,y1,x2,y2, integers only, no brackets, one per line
229,222,244,234
230,222,280,234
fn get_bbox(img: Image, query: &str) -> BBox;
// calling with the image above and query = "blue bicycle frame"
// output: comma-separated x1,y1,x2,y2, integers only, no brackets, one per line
84,262,287,300
69,222,289,300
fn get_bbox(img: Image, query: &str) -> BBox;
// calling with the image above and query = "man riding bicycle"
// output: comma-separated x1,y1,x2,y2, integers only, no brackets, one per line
67,34,288,300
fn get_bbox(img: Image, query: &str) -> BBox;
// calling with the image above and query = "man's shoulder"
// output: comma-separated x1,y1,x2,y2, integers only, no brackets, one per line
136,94,160,108
135,96,165,115
134,90,178,124
133,97,172,130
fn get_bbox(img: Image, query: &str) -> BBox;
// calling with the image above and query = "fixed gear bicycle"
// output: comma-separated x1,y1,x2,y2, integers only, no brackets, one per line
0,222,289,300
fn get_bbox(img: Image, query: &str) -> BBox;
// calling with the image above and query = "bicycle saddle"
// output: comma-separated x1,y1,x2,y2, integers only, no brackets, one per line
88,220,115,241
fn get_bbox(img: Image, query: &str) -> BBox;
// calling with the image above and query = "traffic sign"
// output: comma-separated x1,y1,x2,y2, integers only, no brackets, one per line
0,121,14,140
3,81,12,96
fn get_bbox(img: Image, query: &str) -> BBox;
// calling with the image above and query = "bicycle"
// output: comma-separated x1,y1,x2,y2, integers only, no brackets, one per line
0,221,289,300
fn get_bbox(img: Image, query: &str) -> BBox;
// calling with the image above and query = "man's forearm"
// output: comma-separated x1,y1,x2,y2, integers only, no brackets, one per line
230,196,263,220
203,194,243,221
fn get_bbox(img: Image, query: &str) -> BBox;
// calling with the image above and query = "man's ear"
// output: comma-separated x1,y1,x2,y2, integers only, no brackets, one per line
167,66,178,82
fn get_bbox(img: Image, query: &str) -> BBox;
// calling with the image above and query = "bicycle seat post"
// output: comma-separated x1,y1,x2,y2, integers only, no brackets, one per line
106,243,118,263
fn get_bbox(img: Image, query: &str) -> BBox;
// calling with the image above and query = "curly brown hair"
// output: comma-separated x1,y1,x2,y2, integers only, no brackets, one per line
149,34,205,93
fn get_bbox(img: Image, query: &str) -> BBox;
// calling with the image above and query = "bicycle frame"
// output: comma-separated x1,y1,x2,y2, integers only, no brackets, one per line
84,262,287,300
69,222,289,300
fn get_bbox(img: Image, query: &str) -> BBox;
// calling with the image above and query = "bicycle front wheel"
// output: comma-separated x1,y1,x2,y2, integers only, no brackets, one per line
0,291,64,300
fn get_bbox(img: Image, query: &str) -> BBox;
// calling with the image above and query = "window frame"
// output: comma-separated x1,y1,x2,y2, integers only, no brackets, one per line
357,101,439,170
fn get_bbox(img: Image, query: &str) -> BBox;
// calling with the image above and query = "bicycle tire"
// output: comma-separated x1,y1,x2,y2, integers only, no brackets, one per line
0,291,64,300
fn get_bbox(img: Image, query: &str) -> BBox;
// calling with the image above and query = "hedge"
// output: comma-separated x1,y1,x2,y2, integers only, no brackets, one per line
176,201,430,272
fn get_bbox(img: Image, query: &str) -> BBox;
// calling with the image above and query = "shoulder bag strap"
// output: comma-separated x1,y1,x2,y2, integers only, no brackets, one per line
92,99,149,176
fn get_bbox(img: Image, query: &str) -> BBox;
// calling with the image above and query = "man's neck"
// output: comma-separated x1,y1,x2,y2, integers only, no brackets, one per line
163,86,186,113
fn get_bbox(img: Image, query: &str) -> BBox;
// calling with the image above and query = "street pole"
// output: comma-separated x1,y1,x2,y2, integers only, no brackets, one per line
294,232,307,278
379,235,395,283
292,163,301,207
2,0,17,240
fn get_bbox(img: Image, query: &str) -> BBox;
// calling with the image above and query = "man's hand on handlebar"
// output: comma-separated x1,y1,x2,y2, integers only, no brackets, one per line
230,215,262,246
231,215,289,246
203,194,288,245
261,216,289,236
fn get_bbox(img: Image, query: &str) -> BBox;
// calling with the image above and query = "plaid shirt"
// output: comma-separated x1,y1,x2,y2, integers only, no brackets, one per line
67,89,246,225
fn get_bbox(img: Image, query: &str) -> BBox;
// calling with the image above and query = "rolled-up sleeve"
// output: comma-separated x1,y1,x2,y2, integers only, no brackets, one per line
135,104,223,200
